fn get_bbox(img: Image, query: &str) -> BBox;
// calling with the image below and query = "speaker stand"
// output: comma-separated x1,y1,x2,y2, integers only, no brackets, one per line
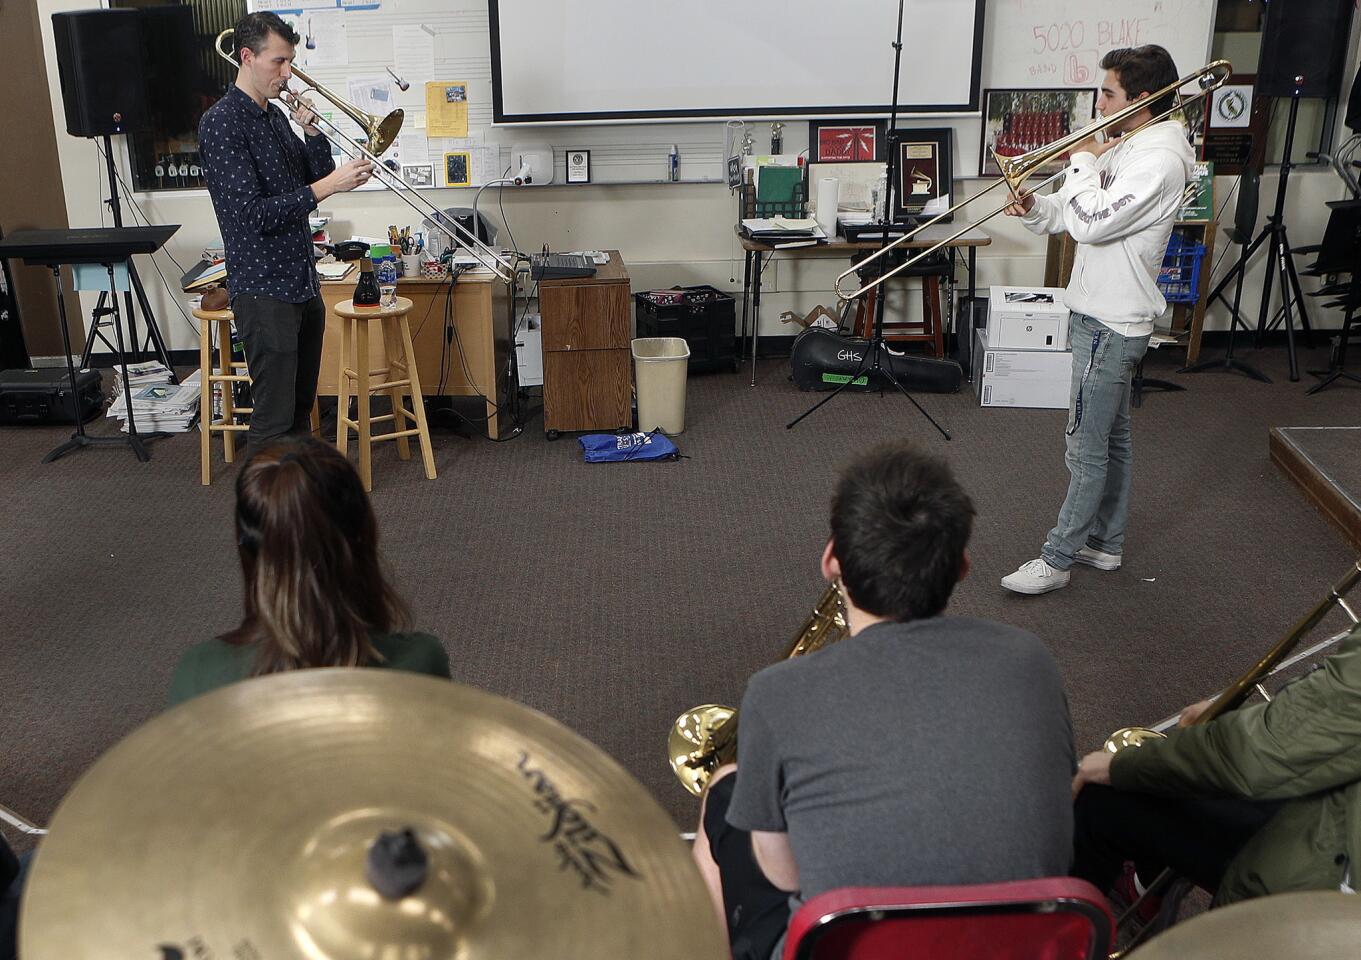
1251,94,1312,380
786,0,950,440
79,134,177,382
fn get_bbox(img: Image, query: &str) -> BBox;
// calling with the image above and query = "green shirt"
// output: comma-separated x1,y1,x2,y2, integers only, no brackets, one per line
167,631,451,707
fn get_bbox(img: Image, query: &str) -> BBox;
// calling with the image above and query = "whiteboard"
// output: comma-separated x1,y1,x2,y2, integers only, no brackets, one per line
490,0,986,123
984,0,1217,89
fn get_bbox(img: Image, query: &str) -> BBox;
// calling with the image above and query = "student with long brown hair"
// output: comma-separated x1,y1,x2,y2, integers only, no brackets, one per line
168,437,448,704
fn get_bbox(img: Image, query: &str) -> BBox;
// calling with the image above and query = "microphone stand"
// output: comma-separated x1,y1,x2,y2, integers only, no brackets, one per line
787,0,950,439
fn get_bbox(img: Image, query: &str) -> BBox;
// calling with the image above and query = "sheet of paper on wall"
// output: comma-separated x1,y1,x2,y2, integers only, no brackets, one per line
471,146,501,185
392,24,435,105
280,9,347,69
392,133,429,166
248,0,334,11
347,76,397,122
425,81,469,138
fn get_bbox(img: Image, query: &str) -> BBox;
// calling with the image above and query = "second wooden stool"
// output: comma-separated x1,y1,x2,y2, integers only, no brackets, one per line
333,296,436,491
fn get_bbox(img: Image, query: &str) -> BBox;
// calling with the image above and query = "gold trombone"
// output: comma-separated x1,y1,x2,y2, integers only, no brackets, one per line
833,60,1233,303
213,30,517,282
668,582,849,796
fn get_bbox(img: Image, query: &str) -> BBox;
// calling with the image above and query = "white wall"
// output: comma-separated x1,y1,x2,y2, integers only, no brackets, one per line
32,0,1361,358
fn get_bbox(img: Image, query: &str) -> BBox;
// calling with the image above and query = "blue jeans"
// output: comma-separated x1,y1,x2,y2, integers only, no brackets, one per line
1040,312,1150,571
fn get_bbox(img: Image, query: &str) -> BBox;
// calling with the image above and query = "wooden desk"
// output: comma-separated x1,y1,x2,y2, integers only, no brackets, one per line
1045,220,1219,364
736,224,993,384
538,252,632,437
318,271,512,439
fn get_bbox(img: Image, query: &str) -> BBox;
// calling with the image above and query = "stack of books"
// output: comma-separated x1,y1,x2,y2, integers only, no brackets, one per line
107,362,201,434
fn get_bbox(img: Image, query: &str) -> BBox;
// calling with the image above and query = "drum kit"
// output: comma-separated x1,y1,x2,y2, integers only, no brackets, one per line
18,670,726,959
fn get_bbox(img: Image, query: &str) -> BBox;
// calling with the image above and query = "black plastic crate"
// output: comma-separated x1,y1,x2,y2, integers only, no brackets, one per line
634,285,737,372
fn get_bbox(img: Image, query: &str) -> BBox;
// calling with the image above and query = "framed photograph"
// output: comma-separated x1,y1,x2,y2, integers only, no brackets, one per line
889,128,952,222
978,88,1096,177
402,163,434,188
808,120,886,163
566,149,591,184
443,151,471,187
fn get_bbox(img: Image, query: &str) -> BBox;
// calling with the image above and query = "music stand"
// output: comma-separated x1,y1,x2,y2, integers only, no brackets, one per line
0,225,179,463
786,0,950,440
1304,199,1361,395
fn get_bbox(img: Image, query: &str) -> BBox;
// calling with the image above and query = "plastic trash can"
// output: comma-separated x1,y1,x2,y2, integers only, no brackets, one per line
632,337,691,434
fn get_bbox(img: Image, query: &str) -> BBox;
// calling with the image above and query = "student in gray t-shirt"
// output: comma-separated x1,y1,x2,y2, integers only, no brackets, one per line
692,443,1076,960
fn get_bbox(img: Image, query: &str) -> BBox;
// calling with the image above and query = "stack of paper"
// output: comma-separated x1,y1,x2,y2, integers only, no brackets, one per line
107,365,201,433
740,217,827,246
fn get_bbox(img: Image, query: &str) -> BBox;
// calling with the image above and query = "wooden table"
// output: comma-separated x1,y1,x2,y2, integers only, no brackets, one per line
737,224,993,385
319,269,513,439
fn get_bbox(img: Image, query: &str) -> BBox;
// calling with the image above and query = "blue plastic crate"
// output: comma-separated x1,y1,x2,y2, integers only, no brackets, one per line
1157,233,1206,304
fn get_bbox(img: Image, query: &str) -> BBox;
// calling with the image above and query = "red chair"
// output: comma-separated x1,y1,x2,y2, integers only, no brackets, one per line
784,878,1115,960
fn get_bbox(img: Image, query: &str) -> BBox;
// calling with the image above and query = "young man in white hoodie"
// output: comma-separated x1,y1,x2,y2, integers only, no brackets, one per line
1001,45,1194,595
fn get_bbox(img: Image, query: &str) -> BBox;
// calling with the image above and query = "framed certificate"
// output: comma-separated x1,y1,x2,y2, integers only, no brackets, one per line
566,149,591,184
890,128,952,222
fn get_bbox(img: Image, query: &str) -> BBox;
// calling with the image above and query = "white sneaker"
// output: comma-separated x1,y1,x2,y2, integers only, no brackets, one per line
1074,546,1122,571
1001,558,1071,595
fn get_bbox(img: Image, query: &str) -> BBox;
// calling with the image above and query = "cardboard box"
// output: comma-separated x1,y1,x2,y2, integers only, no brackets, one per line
973,329,1072,409
987,286,1069,350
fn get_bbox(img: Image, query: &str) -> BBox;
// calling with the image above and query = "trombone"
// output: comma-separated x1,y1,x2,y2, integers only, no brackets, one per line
834,60,1233,303
213,30,518,283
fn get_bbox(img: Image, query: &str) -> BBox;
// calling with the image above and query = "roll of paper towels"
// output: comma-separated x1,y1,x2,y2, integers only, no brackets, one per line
815,177,839,237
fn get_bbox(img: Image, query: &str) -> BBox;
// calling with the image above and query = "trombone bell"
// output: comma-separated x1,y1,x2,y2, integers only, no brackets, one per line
1103,726,1167,754
368,108,404,158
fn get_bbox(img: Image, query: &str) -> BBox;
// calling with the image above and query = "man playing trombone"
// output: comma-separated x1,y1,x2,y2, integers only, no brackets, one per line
1001,46,1196,595
200,12,373,448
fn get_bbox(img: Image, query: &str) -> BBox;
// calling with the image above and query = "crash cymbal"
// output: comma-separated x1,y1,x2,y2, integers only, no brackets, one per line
22,669,727,960
1127,891,1361,959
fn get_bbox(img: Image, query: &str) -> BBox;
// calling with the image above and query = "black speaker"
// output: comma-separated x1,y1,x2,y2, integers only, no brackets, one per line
51,9,148,137
1256,0,1352,98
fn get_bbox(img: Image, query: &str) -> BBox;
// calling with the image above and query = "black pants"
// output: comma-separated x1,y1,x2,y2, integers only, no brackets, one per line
1072,784,1282,895
704,774,792,960
232,293,325,448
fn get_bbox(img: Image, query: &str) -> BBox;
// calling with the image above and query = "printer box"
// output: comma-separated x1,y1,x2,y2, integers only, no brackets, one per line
972,329,1072,409
987,286,1069,350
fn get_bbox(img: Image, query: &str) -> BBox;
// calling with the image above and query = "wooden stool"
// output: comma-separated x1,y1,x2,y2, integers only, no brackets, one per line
194,306,321,486
852,275,947,359
333,296,435,492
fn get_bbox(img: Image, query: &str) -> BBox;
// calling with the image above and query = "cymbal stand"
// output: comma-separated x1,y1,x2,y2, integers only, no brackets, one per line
787,0,950,439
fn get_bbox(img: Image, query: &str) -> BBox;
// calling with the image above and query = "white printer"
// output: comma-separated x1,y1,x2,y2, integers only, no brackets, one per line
987,286,1070,350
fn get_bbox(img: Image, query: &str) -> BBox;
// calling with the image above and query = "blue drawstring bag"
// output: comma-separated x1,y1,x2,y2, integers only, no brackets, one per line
579,431,679,463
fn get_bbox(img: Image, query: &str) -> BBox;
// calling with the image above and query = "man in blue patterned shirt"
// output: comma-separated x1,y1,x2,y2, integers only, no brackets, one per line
200,11,372,447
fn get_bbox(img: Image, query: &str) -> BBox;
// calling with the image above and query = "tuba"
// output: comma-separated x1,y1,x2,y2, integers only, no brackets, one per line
668,582,849,796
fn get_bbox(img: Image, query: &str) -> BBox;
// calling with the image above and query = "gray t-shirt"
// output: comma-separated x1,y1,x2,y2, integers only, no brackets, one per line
726,616,1075,900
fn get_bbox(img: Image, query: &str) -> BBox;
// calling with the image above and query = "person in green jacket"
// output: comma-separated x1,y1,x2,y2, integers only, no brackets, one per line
168,437,449,706
1070,623,1361,908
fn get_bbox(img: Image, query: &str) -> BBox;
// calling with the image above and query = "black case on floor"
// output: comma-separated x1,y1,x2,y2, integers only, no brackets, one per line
0,367,104,425
634,285,737,372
